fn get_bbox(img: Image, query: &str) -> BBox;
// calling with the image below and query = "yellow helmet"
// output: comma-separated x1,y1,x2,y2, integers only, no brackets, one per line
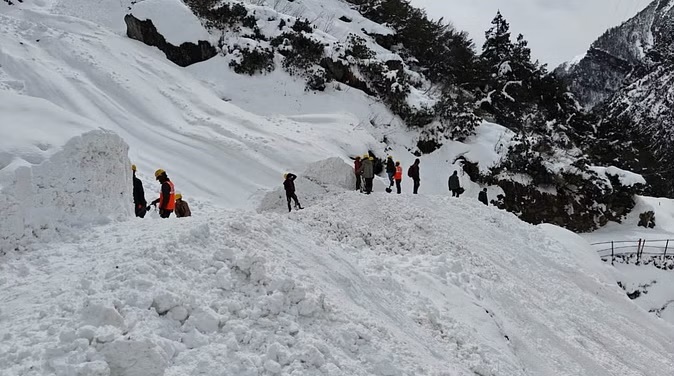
154,169,165,178
387,155,392,159
283,173,288,179
368,156,374,161
175,193,182,200
363,154,369,159
131,164,137,171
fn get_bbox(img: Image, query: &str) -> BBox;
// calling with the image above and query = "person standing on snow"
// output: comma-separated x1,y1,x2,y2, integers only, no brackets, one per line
394,161,403,194
385,155,396,189
408,159,420,194
132,164,147,218
358,155,375,194
478,188,488,206
174,193,192,217
149,169,175,218
283,173,303,212
448,171,462,198
354,156,363,192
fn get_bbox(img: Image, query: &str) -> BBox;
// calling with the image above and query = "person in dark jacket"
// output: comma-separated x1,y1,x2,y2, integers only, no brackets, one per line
478,188,488,206
132,164,147,218
448,171,461,197
174,193,192,217
408,159,420,194
358,156,375,194
149,169,175,218
354,156,363,192
385,156,396,188
283,173,303,212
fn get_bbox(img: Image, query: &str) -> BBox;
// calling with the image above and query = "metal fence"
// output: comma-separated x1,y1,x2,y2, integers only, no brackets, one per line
590,239,673,264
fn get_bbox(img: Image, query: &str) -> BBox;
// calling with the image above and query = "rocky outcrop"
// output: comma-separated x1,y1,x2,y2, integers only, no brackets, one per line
124,14,216,67
556,0,674,108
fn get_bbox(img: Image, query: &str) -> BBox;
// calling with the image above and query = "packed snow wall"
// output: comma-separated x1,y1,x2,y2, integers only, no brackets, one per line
0,130,132,254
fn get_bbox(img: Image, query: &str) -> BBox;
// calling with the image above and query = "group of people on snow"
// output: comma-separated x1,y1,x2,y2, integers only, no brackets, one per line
132,165,191,219
353,155,489,204
136,155,488,217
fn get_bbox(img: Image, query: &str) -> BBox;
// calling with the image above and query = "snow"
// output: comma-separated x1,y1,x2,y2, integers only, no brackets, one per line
130,0,211,46
3,194,674,375
2,0,674,374
589,165,647,187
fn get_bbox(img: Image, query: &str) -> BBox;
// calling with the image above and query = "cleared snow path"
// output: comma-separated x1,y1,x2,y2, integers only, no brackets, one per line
2,193,673,376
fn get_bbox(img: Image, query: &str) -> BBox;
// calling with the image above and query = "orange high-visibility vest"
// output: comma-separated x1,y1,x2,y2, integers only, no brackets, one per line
394,165,403,180
160,180,176,210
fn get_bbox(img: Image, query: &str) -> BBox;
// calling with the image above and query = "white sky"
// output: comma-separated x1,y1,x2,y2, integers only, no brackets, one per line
409,0,653,67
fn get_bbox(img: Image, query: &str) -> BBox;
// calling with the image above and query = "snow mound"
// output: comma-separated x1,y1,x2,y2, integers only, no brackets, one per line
130,0,211,45
257,157,358,213
0,129,131,254
2,194,674,376
302,157,356,190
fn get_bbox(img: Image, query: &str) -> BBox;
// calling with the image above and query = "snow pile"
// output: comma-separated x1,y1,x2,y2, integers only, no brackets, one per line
257,157,363,213
2,193,674,376
302,157,356,190
0,130,131,254
0,92,131,254
130,0,211,45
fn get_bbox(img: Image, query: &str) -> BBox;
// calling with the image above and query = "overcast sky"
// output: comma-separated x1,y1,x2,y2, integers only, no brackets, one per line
409,0,653,67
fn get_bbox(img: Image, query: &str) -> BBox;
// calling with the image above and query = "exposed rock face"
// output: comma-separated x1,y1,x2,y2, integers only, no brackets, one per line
556,0,673,108
124,14,216,67
558,0,674,196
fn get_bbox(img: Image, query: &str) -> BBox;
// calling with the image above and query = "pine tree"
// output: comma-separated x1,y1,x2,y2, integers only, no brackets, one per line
482,11,512,74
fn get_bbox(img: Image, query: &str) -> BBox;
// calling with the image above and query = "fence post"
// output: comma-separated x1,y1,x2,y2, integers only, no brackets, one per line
665,240,669,258
611,241,614,265
637,239,642,264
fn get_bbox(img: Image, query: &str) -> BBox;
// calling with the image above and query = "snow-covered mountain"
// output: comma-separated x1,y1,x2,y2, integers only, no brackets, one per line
555,0,674,108
2,1,674,375
557,0,674,195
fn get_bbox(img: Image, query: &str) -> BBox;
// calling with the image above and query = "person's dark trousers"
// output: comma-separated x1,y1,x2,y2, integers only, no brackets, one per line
395,180,401,194
452,189,460,197
413,179,420,194
135,204,147,218
388,173,394,187
159,209,173,218
287,193,300,211
355,174,362,191
365,178,373,194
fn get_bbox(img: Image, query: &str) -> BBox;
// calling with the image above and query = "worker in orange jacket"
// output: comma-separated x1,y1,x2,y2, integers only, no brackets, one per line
148,169,175,218
394,161,403,194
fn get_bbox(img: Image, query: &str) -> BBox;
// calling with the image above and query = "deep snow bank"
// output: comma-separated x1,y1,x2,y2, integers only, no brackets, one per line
0,129,131,254
1,193,673,376
0,92,131,254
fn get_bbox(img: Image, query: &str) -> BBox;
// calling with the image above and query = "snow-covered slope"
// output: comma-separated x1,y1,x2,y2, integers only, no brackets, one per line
0,3,378,210
2,193,674,376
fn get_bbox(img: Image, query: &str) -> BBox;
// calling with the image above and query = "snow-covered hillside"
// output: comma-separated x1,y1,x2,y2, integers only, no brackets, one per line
2,193,674,376
2,0,674,375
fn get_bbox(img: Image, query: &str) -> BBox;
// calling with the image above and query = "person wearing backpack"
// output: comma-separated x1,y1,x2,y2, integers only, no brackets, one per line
358,155,375,194
408,159,420,194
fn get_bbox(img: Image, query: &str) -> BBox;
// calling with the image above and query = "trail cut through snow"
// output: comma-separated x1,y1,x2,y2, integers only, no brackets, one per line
1,193,673,376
